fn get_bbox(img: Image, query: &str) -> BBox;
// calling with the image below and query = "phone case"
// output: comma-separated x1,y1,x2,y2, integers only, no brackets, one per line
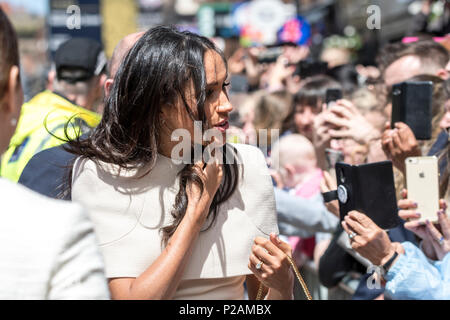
335,161,399,230
405,156,439,223
391,81,433,140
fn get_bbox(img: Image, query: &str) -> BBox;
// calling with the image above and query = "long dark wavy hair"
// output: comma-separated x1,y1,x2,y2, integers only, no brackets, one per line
63,26,240,246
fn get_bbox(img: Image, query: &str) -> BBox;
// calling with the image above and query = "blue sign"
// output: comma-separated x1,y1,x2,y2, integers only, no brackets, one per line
277,16,311,46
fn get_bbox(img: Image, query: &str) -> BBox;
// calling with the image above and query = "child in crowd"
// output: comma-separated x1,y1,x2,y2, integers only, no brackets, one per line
270,134,326,267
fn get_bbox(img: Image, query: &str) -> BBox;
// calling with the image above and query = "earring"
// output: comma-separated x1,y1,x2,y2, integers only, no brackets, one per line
10,118,17,126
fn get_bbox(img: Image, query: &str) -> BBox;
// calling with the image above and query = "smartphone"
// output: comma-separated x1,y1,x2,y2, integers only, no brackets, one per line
405,156,440,223
335,161,399,230
326,88,343,107
391,81,433,140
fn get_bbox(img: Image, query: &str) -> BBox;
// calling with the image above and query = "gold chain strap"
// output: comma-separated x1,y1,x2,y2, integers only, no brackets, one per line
256,255,312,300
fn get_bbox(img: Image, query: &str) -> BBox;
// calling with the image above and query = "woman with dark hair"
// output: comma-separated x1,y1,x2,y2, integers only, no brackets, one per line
281,75,342,141
69,26,294,300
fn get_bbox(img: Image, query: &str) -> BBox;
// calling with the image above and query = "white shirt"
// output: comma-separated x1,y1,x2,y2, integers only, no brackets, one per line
0,178,110,299
72,143,278,299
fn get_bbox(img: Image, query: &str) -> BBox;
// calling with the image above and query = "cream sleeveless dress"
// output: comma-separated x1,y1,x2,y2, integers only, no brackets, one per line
71,143,278,299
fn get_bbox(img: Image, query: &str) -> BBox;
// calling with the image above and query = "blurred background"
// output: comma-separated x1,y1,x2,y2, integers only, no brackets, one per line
0,0,441,102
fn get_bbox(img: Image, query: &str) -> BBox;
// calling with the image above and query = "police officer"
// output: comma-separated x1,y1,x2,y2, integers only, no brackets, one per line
0,38,106,182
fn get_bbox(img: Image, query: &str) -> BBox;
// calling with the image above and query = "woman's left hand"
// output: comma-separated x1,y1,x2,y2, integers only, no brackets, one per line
341,211,399,266
248,233,294,299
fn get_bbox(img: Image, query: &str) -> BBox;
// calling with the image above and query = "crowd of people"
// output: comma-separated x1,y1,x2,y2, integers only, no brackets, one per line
1,3,450,300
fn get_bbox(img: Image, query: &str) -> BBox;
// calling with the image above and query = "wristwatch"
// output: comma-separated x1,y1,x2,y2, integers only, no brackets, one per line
381,251,399,275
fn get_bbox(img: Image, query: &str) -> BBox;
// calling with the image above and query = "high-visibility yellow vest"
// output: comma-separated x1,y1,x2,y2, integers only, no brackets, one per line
0,90,101,182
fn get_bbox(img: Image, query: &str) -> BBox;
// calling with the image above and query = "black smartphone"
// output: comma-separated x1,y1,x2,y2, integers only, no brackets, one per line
335,161,399,230
294,60,328,78
326,88,343,105
391,81,433,140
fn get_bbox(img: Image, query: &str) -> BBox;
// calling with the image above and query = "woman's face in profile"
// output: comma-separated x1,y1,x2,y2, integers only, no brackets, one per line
162,50,233,148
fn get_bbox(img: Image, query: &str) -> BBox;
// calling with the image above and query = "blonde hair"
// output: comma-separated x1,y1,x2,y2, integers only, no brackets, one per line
271,134,316,175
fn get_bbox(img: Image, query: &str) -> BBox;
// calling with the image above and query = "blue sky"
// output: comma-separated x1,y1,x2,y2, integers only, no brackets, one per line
2,0,49,16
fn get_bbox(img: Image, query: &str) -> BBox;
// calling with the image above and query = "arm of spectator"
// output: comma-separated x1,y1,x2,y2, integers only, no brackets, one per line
274,188,339,237
381,122,421,175
340,210,450,298
244,47,263,88
49,204,110,299
313,110,333,171
314,233,332,269
266,54,296,92
385,192,450,299
384,242,450,300
318,225,356,288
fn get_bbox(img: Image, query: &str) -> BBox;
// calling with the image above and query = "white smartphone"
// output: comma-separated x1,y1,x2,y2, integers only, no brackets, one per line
405,156,440,223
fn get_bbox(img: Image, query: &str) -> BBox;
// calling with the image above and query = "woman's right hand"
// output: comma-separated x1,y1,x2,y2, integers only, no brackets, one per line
186,158,223,219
